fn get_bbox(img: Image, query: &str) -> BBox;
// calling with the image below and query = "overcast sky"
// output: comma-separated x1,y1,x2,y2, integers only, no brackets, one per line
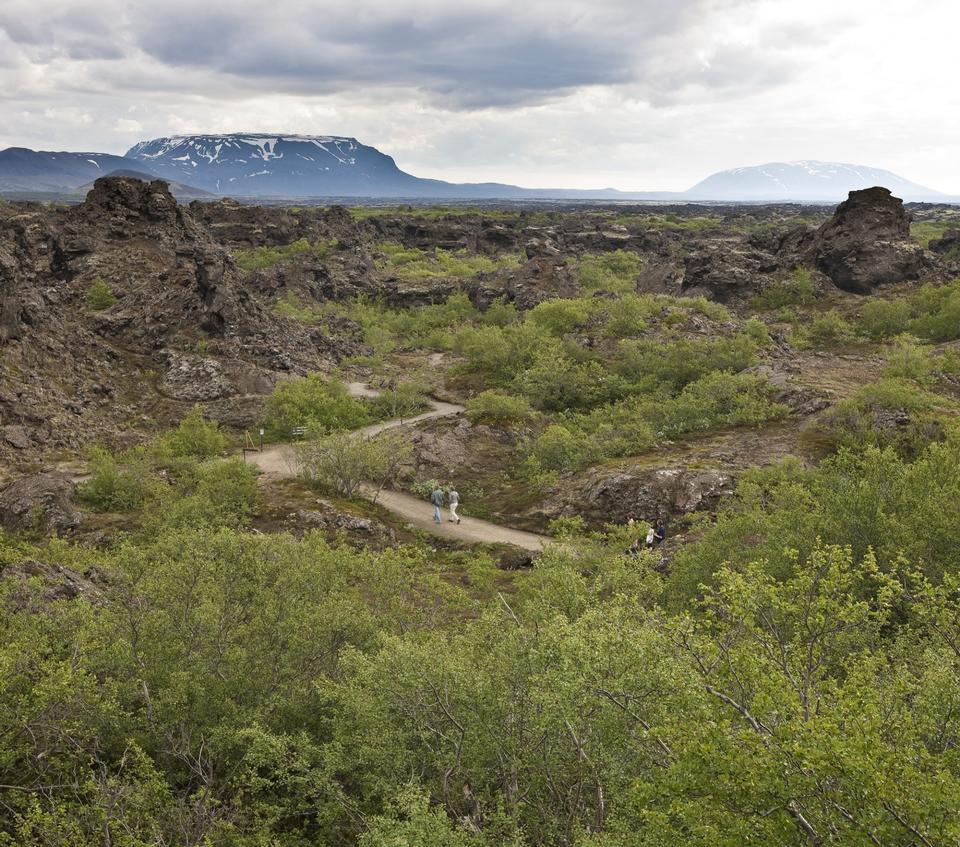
2,0,958,192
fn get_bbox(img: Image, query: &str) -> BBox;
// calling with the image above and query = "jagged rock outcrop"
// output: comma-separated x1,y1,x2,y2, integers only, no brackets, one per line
680,245,780,302
0,472,80,534
811,187,926,293
540,465,736,526
0,177,349,462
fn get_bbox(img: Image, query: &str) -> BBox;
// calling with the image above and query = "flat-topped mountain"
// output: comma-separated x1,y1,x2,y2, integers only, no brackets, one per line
687,160,943,202
123,133,660,200
125,134,433,197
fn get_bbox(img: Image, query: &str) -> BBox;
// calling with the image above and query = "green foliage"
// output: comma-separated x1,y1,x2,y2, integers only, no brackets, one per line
298,429,412,498
522,372,786,475
751,266,817,308
234,237,335,271
77,445,154,511
807,309,858,344
614,333,759,395
527,297,594,335
575,250,643,294
668,437,960,603
85,276,117,310
378,241,519,280
368,382,429,420
263,374,373,439
154,404,227,458
856,280,960,342
907,280,960,341
465,390,539,425
153,457,259,529
859,297,910,339
911,219,953,247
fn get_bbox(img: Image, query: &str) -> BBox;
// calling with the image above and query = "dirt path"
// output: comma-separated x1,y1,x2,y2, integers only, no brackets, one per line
248,390,549,551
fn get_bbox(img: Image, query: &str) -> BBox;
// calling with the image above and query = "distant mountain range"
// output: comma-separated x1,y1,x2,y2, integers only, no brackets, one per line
0,134,953,202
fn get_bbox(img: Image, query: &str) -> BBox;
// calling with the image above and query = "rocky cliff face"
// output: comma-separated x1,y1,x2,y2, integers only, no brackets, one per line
0,177,346,463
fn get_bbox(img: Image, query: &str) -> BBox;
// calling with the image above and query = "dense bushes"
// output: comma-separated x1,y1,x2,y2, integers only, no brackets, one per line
667,437,960,601
5,510,960,844
521,371,786,476
263,374,373,439
77,407,257,526
298,429,411,498
234,237,335,271
378,241,519,280
465,391,539,425
751,267,817,308
575,249,643,293
857,279,960,342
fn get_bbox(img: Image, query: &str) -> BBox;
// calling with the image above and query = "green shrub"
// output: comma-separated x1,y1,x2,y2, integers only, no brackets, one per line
527,298,593,335
814,378,948,457
859,298,911,339
807,310,858,345
908,283,960,341
525,423,588,473
576,250,643,294
751,267,817,309
155,405,227,458
298,429,411,498
77,446,153,511
234,238,334,271
858,281,960,343
369,382,429,420
273,294,320,324
614,333,759,395
465,391,539,425
155,457,259,529
600,293,661,337
86,277,117,310
378,241,519,280
650,371,788,437
883,337,939,386
263,374,372,440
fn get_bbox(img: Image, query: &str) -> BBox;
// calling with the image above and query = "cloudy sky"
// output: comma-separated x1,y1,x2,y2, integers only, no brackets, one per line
2,0,958,191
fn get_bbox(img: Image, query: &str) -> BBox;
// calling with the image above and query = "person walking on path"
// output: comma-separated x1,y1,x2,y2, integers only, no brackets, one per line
430,486,445,523
449,487,461,524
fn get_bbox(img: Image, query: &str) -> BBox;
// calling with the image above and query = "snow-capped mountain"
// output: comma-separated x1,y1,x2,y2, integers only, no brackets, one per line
0,148,158,193
687,161,942,202
125,134,449,197
122,133,658,199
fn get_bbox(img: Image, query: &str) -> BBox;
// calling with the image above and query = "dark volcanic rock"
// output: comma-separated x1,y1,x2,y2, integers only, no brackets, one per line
2,559,105,607
929,229,960,255
0,176,344,462
812,187,926,293
680,245,779,302
542,465,735,526
0,472,80,534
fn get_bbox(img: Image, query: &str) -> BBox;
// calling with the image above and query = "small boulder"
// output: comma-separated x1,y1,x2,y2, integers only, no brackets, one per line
929,228,960,255
0,472,81,534
2,560,105,608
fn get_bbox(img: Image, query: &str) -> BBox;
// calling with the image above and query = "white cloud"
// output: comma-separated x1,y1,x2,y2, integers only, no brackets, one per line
112,118,143,133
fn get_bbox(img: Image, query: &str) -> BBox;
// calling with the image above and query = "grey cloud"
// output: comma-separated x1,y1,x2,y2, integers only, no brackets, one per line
122,0,761,108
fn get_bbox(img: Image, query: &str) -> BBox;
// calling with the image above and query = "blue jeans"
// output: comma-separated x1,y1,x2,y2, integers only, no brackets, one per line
434,504,442,522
